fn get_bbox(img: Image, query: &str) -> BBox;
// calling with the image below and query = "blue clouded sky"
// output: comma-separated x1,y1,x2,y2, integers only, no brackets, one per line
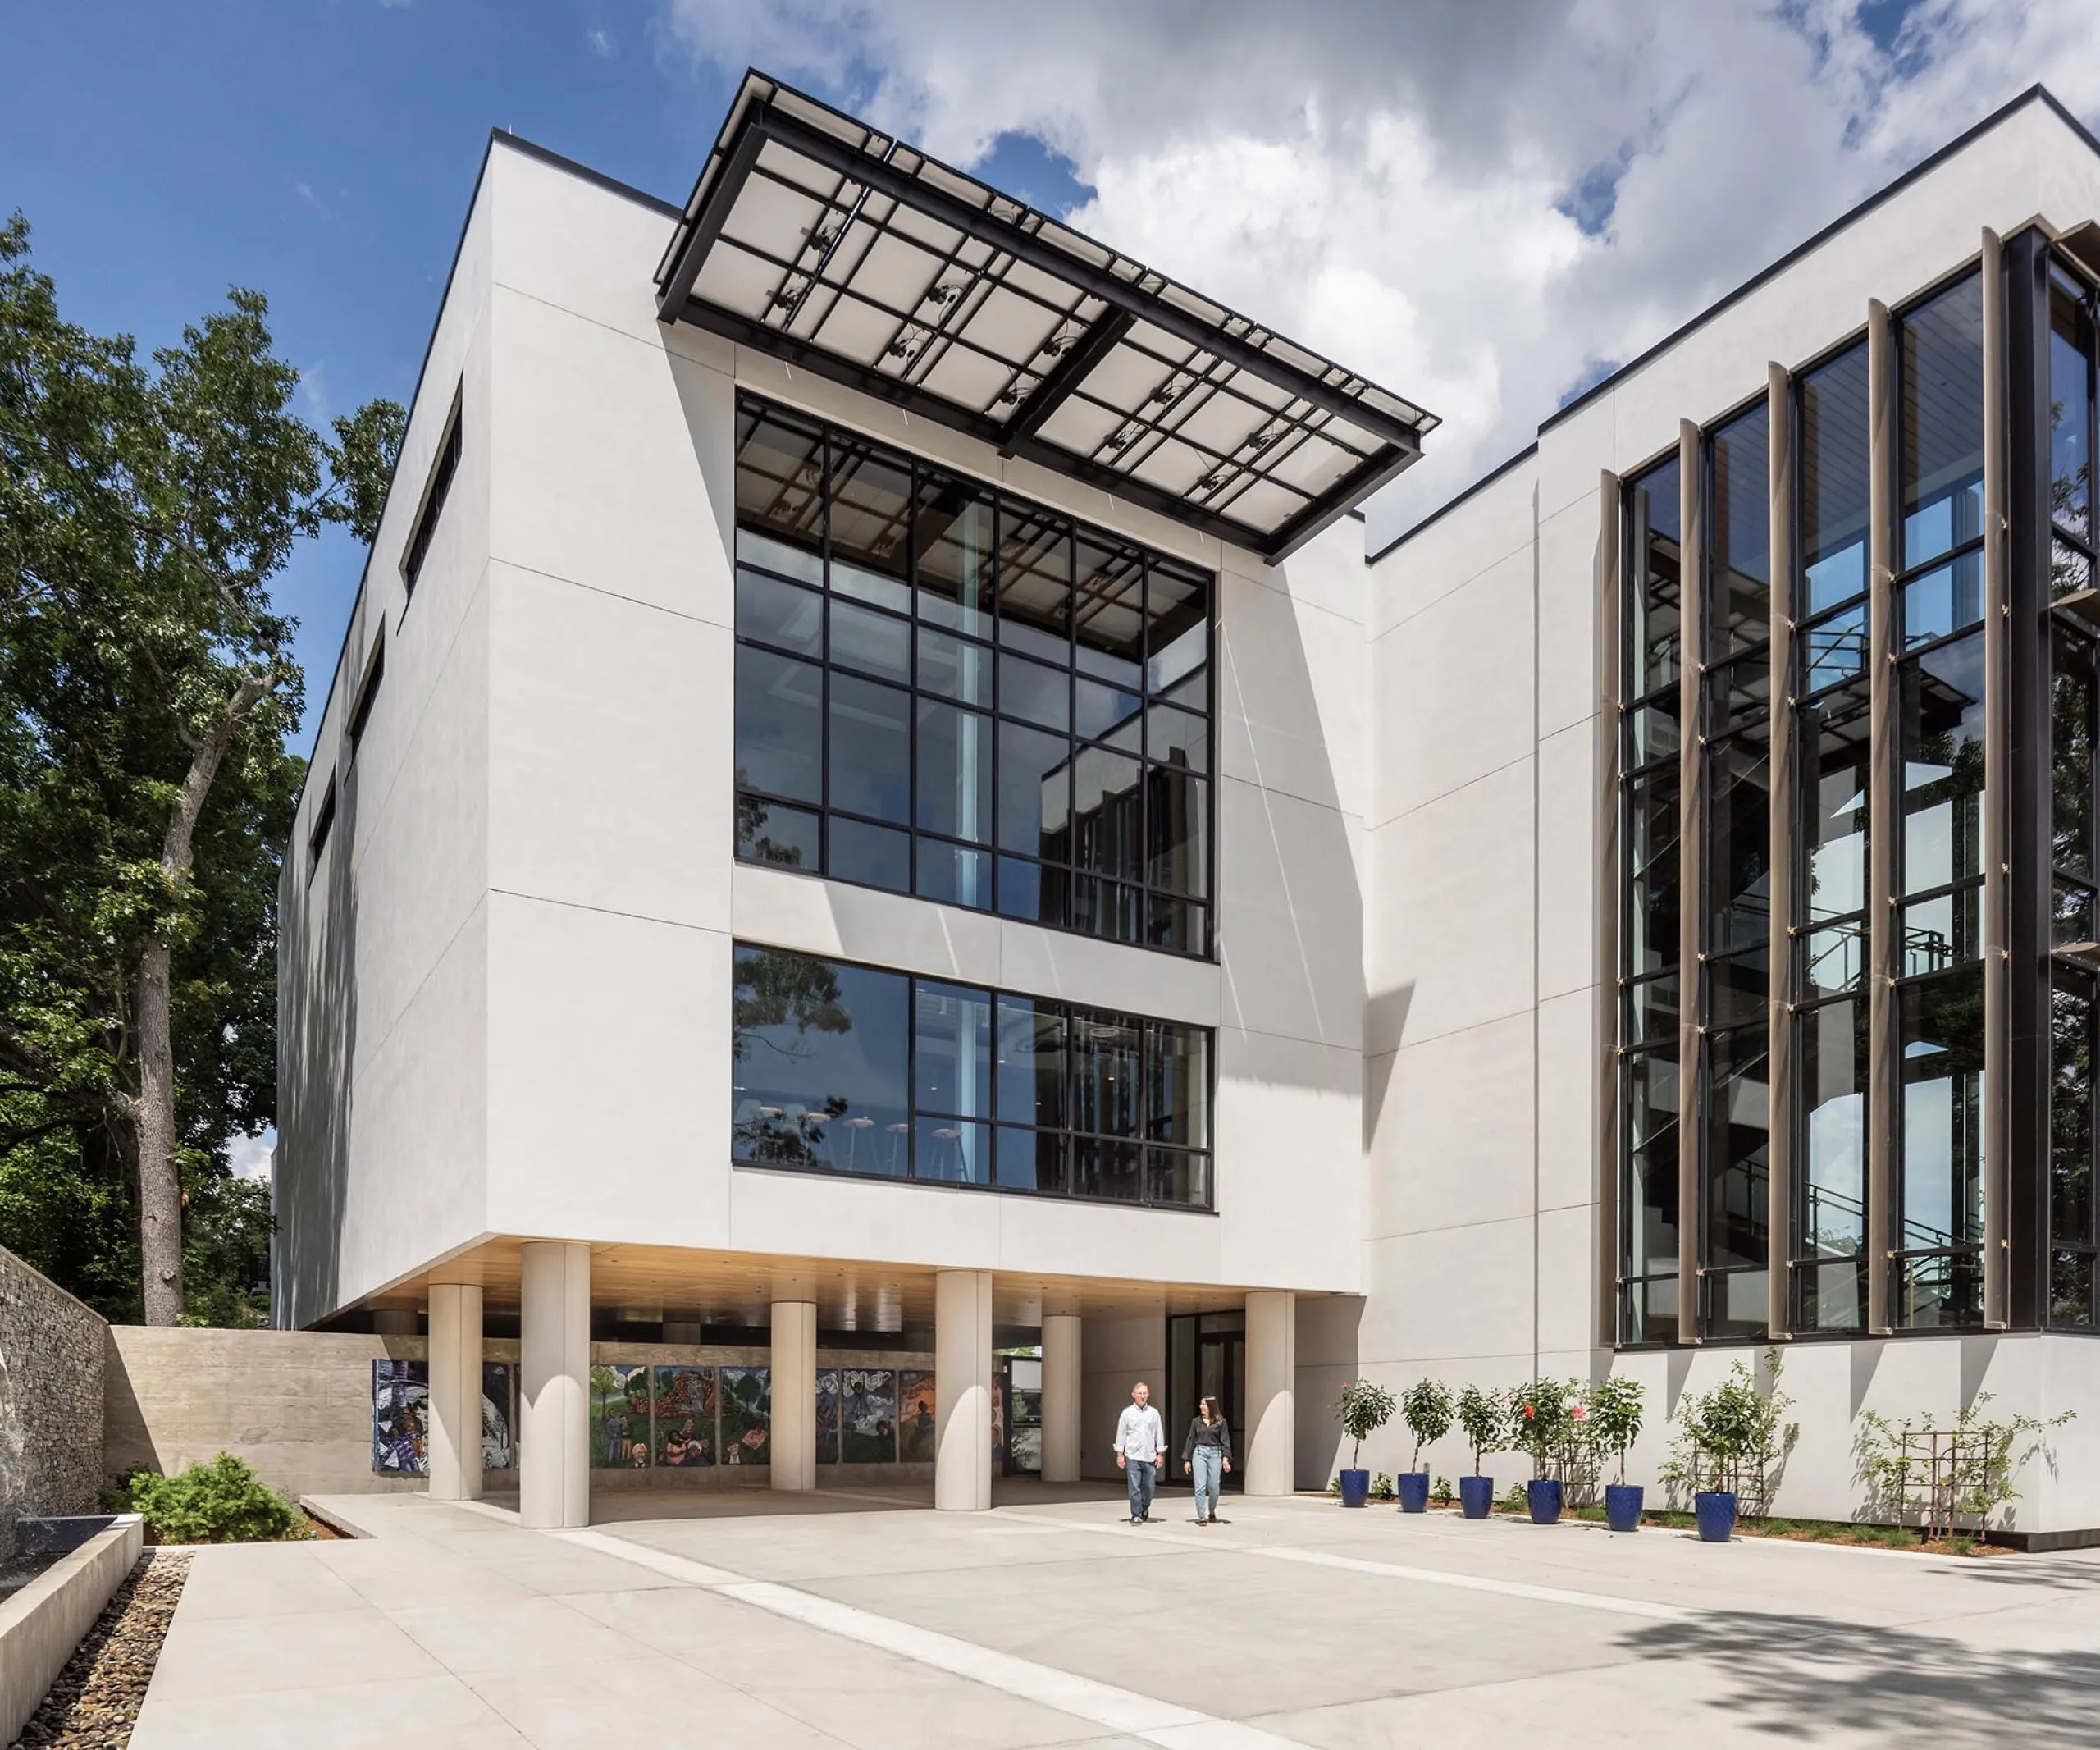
2,2,1092,759
11,0,2100,775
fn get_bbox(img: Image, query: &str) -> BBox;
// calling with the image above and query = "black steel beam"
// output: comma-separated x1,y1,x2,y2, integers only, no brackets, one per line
728,103,1428,454
1262,443,1422,564
656,117,769,319
998,309,1135,459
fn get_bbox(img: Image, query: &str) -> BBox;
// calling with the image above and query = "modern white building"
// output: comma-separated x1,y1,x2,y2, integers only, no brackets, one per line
279,74,2100,1542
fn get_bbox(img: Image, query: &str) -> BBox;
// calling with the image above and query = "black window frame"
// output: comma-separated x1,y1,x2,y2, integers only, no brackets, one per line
732,395,1217,962
399,389,463,598
728,940,1215,1213
346,635,385,760
307,775,336,881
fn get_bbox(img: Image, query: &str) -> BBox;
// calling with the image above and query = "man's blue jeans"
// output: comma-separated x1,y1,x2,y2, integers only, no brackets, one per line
1125,1457,1157,1519
1192,1445,1223,1519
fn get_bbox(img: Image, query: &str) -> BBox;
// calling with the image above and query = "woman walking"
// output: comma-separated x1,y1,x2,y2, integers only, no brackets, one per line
1182,1395,1232,1524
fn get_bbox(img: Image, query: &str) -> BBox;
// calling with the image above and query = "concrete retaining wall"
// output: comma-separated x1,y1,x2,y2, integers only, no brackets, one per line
0,1515,143,1744
0,1246,108,1555
105,1327,436,1499
104,1327,943,1500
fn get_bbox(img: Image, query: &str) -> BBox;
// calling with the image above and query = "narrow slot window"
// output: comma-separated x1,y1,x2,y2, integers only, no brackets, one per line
308,777,337,878
400,395,463,596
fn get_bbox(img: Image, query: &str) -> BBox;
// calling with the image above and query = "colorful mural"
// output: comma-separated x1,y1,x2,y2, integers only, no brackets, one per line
372,1360,429,1475
815,1368,841,1464
591,1364,651,1468
653,1366,717,1466
482,1362,514,1470
897,1369,937,1462
840,1368,896,1464
720,1365,770,1465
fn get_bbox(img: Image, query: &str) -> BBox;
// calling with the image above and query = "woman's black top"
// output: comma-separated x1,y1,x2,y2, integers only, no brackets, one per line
1182,1415,1232,1462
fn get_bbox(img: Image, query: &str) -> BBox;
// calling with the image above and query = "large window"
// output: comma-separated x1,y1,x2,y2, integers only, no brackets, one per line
733,400,1213,957
1618,455,1682,1341
1891,273,1987,1328
729,943,1212,1209
1701,404,1774,1340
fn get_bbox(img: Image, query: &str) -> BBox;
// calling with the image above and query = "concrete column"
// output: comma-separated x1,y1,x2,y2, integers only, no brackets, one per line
1243,1290,1296,1496
427,1283,484,1501
934,1269,993,1511
520,1241,590,1529
769,1300,818,1492
1039,1314,1082,1483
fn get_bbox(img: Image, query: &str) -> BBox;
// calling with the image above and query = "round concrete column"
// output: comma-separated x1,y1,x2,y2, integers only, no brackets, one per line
769,1300,818,1492
520,1241,590,1528
1039,1313,1082,1483
1243,1290,1297,1497
427,1283,484,1501
934,1269,993,1510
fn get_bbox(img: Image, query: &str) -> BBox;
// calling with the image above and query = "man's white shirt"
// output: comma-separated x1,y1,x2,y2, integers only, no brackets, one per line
1114,1402,1166,1462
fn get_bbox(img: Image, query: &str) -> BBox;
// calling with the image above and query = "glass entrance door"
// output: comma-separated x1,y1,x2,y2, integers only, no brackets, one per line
1166,1310,1245,1492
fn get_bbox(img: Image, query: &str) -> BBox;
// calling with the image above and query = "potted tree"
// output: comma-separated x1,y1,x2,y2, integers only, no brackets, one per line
1397,1379,1453,1514
1682,1369,1760,1542
1510,1379,1573,1524
1591,1375,1646,1532
1334,1380,1396,1508
1455,1385,1505,1519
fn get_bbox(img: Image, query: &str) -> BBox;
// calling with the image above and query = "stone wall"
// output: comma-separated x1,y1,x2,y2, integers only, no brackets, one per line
0,1246,108,1553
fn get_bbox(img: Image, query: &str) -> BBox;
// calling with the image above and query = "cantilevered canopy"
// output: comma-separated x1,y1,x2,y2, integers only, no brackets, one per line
656,73,1439,563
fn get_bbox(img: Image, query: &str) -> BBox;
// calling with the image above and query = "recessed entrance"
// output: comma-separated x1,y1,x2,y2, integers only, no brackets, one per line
1166,1309,1245,1491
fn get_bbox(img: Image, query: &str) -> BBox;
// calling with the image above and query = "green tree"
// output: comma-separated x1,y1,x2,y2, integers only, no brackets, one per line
0,213,400,1322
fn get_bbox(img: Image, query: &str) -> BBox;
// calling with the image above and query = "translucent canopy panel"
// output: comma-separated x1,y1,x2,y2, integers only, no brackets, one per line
659,73,1438,562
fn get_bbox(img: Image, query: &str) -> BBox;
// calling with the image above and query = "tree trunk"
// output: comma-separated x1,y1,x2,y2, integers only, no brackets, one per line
133,669,272,1326
135,934,182,1324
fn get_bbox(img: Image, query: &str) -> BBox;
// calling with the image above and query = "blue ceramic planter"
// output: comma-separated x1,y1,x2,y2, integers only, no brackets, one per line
1459,1474,1495,1519
1526,1478,1564,1524
1397,1471,1431,1514
1695,1490,1738,1542
1605,1483,1645,1533
1338,1468,1372,1509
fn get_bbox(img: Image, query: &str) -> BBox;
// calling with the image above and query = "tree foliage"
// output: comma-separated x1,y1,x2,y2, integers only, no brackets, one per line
0,212,401,1321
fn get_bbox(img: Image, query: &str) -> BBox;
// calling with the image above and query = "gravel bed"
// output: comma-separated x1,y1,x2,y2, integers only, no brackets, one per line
10,1549,190,1748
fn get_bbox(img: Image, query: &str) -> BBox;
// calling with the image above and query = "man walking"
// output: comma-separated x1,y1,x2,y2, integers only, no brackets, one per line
1113,1381,1168,1524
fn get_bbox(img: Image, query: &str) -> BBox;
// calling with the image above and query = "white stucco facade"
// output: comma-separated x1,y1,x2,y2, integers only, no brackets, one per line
279,88,2100,1537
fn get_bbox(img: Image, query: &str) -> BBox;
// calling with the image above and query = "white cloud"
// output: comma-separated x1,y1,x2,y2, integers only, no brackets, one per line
226,1128,276,1182
659,0,2100,541
588,26,616,58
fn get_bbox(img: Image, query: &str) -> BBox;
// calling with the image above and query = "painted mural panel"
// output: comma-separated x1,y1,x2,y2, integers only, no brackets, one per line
653,1366,717,1466
815,1367,841,1464
482,1362,514,1470
897,1369,937,1462
840,1368,896,1464
591,1364,651,1469
372,1360,429,1475
720,1365,770,1465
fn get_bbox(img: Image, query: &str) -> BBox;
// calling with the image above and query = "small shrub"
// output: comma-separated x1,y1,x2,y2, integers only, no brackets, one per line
1855,1393,2074,1538
1327,1474,1341,1497
1431,1474,1454,1505
1456,1384,1507,1477
1500,1481,1529,1513
1371,1471,1396,1501
1399,1378,1454,1474
1335,1380,1398,1471
123,1453,308,1544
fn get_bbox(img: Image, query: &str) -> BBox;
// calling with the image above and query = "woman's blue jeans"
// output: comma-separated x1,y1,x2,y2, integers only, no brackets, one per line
1192,1446,1223,1519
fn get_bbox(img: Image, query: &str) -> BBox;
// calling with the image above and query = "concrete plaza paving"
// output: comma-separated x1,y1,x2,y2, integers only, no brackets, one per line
127,1482,2100,1748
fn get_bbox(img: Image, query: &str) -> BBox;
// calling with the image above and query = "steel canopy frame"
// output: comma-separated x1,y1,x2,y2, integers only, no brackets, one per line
655,75,1436,563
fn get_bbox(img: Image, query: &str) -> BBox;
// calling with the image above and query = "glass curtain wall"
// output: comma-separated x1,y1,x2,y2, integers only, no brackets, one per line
2050,264,2100,1325
1792,343,1874,1332
729,943,1212,1209
1892,273,1988,1327
733,398,1213,957
1619,456,1682,1341
1701,405,1774,1338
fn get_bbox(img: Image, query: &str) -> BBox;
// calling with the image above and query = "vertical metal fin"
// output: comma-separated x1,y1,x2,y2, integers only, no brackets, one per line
1766,361,1796,1341
1678,419,1706,1345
